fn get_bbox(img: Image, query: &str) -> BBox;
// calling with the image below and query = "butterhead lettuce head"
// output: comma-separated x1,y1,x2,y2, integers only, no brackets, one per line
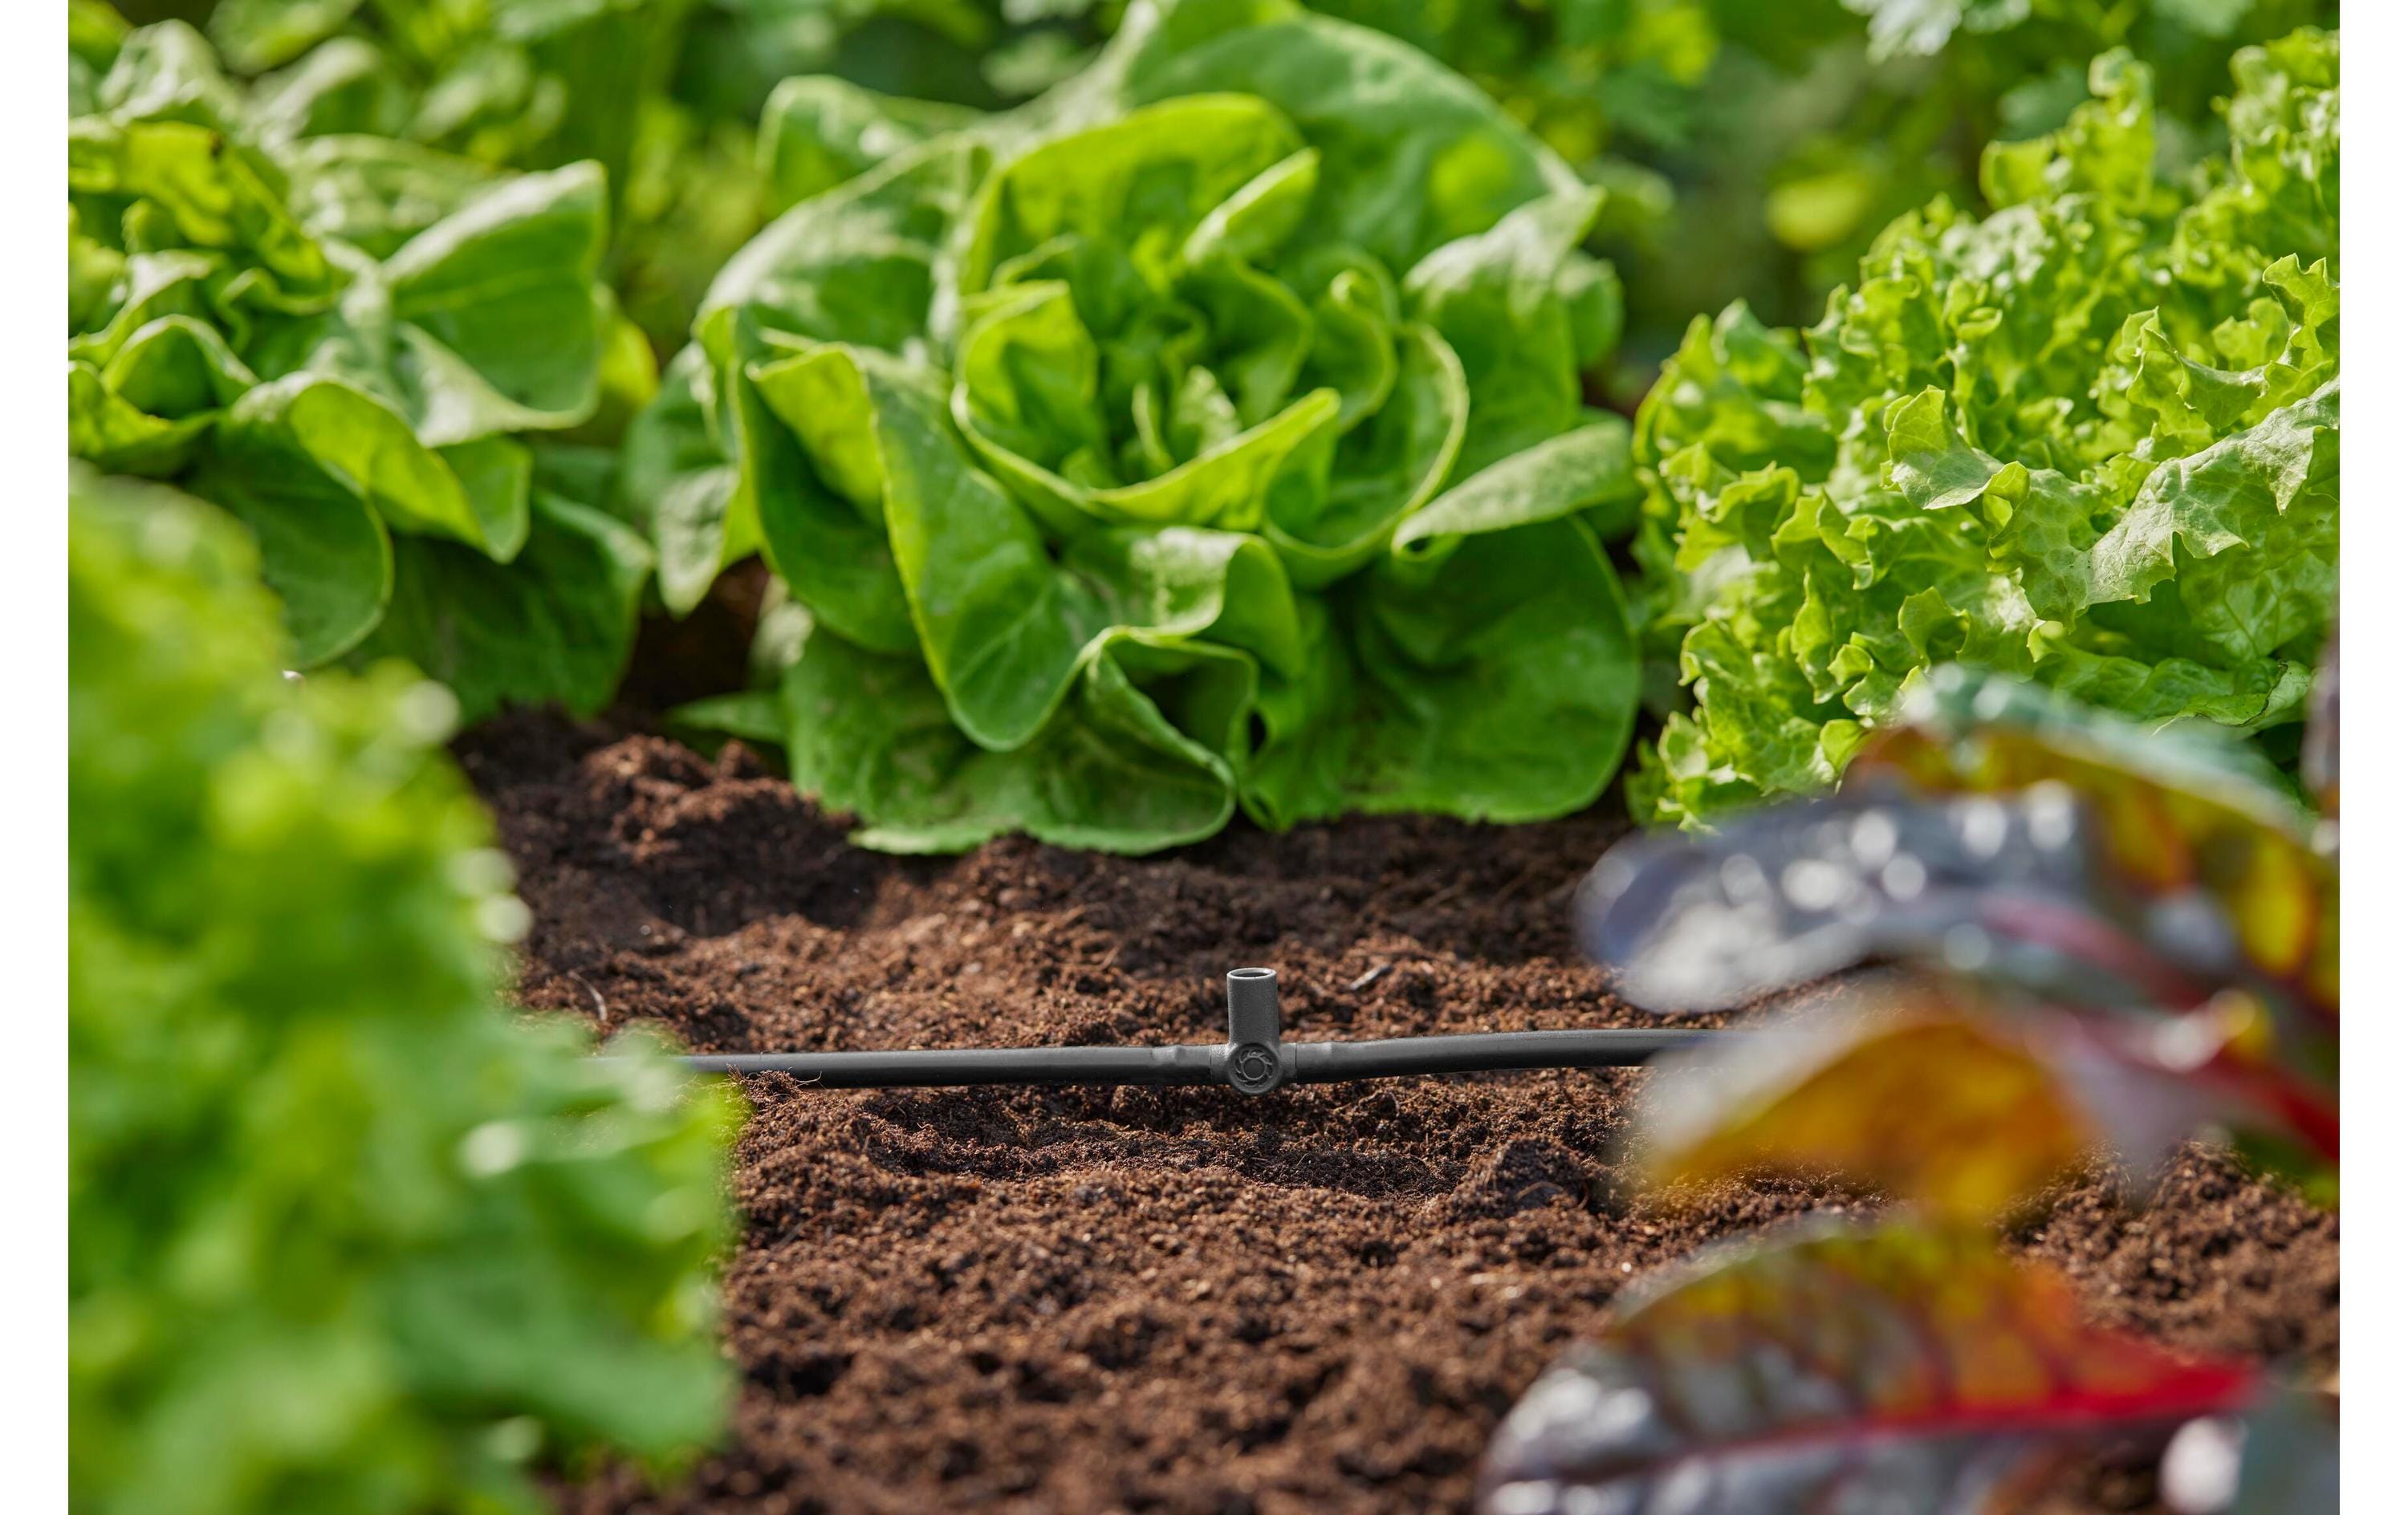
637,0,1648,853
68,16,654,721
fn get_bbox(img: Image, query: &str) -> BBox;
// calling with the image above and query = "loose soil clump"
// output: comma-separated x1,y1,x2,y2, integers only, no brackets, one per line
458,713,2337,1515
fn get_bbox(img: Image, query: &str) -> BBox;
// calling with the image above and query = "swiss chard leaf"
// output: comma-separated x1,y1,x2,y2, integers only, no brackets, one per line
1584,668,2339,1211
1575,781,2214,1013
1633,992,2337,1220
1479,1221,2258,1515
1857,668,2337,1017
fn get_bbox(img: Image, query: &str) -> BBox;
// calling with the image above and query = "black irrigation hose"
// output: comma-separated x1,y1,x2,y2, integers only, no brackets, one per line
685,1044,1223,1088
680,968,1728,1096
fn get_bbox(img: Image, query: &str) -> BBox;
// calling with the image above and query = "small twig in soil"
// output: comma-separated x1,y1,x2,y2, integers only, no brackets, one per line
566,971,609,1026
1347,963,1392,993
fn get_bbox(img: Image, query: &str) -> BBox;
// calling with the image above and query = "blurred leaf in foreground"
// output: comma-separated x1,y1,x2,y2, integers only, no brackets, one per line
1580,670,2335,1058
1858,668,2337,1016
69,469,741,1515
1479,1220,2259,1515
1635,989,2337,1220
1576,778,2178,1013
2161,1388,2339,1515
1580,668,2338,1211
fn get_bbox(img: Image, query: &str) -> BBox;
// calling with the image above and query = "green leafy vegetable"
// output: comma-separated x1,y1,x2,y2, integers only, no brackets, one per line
69,469,739,1515
645,0,1645,853
122,0,2343,373
1630,30,2338,828
177,0,1108,355
69,18,652,718
1291,0,2334,372
191,0,753,351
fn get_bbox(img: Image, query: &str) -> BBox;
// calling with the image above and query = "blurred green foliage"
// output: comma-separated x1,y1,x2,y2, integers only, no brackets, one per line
69,469,743,1514
1626,0,2339,359
1293,0,2337,376
107,0,2338,371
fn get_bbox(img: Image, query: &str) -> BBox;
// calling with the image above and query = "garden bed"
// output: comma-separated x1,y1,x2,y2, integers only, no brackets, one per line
458,714,2338,1515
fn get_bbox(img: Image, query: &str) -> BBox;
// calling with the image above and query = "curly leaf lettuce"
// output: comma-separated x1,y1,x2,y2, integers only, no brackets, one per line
69,470,738,1515
1630,30,2338,828
637,0,1644,853
68,19,651,718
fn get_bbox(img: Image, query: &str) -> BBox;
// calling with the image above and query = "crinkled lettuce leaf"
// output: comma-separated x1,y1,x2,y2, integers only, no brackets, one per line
1630,31,2339,828
70,470,737,1514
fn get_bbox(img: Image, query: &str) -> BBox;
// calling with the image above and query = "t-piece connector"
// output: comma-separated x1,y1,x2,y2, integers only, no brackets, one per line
1215,967,1290,1095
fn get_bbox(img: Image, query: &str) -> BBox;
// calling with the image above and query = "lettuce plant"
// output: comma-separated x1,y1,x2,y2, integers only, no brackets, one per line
69,470,742,1515
1629,28,2338,827
177,0,755,351
69,14,653,720
1718,0,2336,304
156,1,1104,355
643,0,1647,853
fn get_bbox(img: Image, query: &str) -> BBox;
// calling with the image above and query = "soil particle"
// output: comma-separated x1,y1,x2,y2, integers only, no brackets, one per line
457,714,2337,1515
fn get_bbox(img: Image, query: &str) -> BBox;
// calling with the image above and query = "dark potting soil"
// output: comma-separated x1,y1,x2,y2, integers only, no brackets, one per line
456,713,2339,1515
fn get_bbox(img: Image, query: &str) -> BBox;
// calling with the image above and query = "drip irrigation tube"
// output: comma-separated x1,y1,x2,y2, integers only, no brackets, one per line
680,968,1725,1095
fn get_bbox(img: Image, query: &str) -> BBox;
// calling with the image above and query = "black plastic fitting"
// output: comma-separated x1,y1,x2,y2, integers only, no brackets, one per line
1216,965,1289,1095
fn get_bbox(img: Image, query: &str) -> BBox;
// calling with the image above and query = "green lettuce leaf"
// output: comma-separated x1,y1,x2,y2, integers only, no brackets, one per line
352,488,655,721
69,19,637,714
1632,30,2339,827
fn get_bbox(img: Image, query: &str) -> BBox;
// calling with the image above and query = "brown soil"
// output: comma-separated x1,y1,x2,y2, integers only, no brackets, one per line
457,713,2339,1515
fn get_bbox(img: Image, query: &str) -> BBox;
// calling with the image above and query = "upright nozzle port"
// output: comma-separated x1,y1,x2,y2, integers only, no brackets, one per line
1222,967,1284,1095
